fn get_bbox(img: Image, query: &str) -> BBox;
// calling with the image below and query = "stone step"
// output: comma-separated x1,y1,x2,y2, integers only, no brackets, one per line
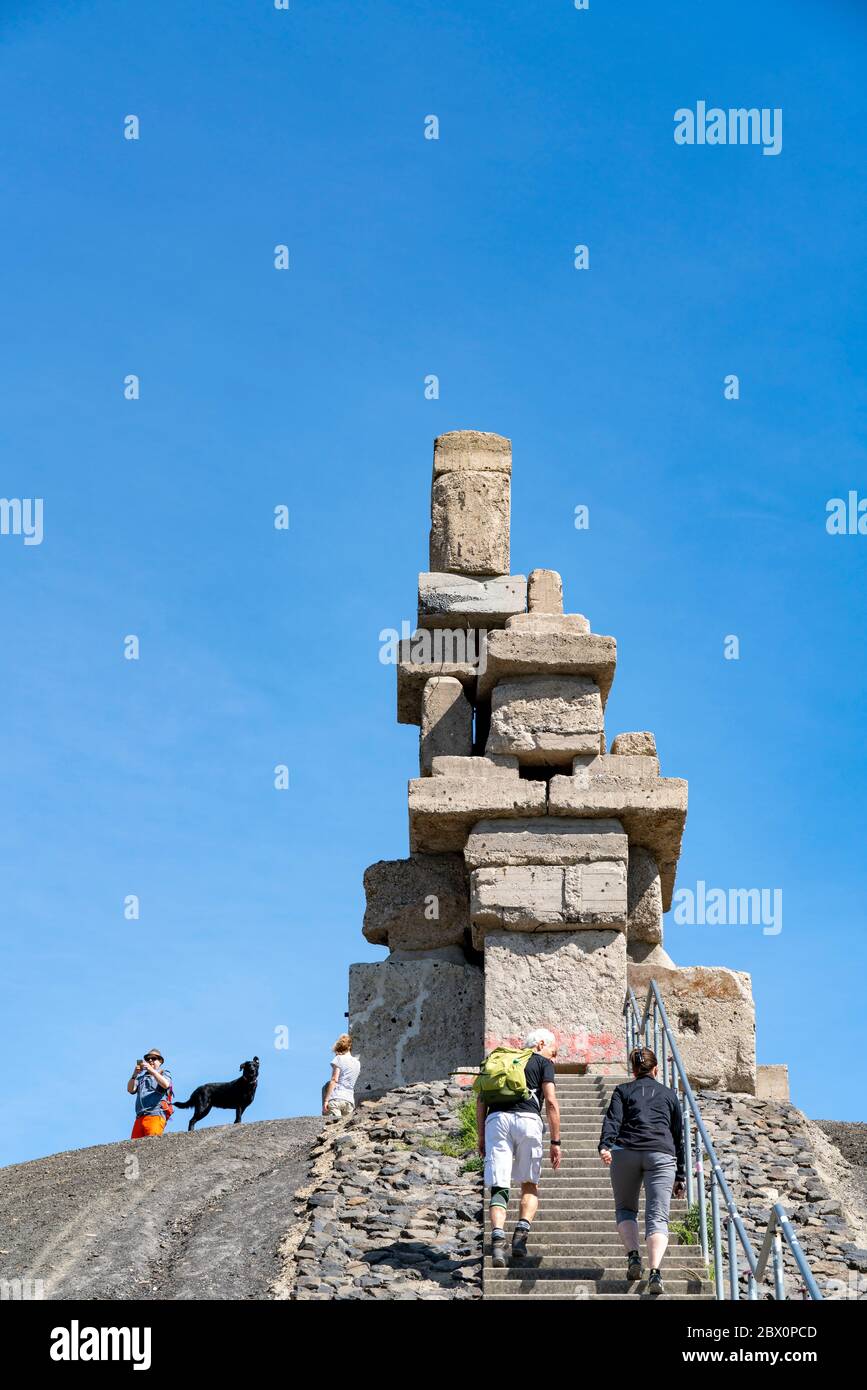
489,1217,691,1228
485,1257,709,1274
485,1249,707,1264
484,1273,713,1295
489,1284,716,1295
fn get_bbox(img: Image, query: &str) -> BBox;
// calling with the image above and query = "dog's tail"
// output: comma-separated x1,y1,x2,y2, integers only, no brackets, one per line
173,1098,194,1108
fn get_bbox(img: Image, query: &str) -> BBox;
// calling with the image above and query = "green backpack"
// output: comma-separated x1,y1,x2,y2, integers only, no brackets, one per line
474,1047,536,1107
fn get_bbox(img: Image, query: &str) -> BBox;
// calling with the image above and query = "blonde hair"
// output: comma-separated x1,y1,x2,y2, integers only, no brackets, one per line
333,1033,353,1054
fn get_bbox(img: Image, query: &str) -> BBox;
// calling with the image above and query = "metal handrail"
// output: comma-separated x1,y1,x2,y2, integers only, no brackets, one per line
622,982,823,1300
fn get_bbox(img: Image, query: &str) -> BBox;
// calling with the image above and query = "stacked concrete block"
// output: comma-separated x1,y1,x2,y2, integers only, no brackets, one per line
419,676,473,774
349,959,484,1095
486,675,603,765
429,431,512,575
351,430,759,1095
484,930,627,1068
527,568,563,614
417,573,526,629
362,853,469,956
627,962,757,1094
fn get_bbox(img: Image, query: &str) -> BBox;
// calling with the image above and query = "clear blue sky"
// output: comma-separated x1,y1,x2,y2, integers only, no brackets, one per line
1,0,865,1166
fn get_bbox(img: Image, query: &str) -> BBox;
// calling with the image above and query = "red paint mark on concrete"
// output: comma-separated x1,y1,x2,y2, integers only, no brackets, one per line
484,1027,625,1065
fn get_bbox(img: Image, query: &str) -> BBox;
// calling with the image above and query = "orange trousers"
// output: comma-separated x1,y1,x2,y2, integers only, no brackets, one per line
131,1113,167,1139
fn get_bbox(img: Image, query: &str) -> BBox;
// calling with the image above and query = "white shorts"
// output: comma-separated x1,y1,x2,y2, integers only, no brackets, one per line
484,1110,544,1188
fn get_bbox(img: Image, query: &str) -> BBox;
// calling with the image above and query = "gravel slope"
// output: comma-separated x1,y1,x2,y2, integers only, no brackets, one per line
0,1117,320,1300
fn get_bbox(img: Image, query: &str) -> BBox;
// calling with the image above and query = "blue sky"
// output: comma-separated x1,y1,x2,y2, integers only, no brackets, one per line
1,0,865,1166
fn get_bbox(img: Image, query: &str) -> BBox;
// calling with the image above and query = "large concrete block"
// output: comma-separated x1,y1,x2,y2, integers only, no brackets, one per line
433,430,511,476
506,612,591,635
527,568,563,614
470,862,627,943
477,628,616,703
611,731,657,757
419,676,473,774
487,675,603,765
349,959,484,1094
465,816,627,869
627,846,664,945
549,771,688,911
626,963,756,1094
408,770,547,853
756,1064,790,1102
572,753,661,782
362,853,469,952
431,754,519,777
418,572,526,629
396,631,479,725
484,930,627,1068
430,472,510,575
471,866,565,930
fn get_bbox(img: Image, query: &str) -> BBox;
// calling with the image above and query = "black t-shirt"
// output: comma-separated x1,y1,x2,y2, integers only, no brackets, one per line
486,1053,555,1117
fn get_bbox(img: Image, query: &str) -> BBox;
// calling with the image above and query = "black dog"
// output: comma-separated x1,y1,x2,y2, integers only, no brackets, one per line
174,1058,260,1131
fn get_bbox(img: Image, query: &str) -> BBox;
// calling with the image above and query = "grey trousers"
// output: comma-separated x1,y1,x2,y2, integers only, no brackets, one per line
610,1148,677,1237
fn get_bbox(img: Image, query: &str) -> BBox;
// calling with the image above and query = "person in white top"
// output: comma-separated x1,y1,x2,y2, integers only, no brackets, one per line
322,1034,361,1120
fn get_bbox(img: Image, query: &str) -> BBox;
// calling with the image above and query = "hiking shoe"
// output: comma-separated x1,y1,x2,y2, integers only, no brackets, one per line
490,1239,508,1268
627,1250,642,1281
648,1268,665,1296
511,1227,530,1263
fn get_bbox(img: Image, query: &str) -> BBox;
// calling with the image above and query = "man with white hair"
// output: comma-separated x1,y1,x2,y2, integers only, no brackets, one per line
476,1028,561,1267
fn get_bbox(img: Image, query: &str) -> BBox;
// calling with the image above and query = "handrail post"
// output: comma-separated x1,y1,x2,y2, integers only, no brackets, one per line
710,1177,724,1299
773,1230,786,1300
728,1216,739,1300
695,1142,709,1266
682,1088,695,1207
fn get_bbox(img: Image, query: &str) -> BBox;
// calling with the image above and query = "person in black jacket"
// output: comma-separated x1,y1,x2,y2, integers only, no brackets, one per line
598,1045,686,1295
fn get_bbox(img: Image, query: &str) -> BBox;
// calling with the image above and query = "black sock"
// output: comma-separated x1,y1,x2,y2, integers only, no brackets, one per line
515,1219,531,1233
492,1228,506,1242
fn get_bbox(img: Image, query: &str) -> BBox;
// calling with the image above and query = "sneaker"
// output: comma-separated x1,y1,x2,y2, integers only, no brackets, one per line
491,1238,508,1268
648,1268,665,1296
511,1226,530,1263
627,1250,642,1281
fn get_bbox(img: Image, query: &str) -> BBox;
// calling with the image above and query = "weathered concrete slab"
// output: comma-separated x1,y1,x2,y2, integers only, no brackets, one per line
430,472,510,575
572,753,661,781
433,430,511,476
506,612,591,635
477,628,616,702
527,568,563,614
418,572,526,629
408,772,547,853
471,865,564,930
756,1064,790,1102
420,676,473,774
548,771,688,911
470,863,627,943
431,754,519,777
627,846,664,945
484,930,627,1068
349,960,484,1093
362,853,469,952
396,632,479,725
464,816,627,869
487,675,603,765
626,963,756,1094
611,731,657,757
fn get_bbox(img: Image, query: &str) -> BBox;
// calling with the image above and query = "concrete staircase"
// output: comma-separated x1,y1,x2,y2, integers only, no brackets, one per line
484,1072,715,1300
